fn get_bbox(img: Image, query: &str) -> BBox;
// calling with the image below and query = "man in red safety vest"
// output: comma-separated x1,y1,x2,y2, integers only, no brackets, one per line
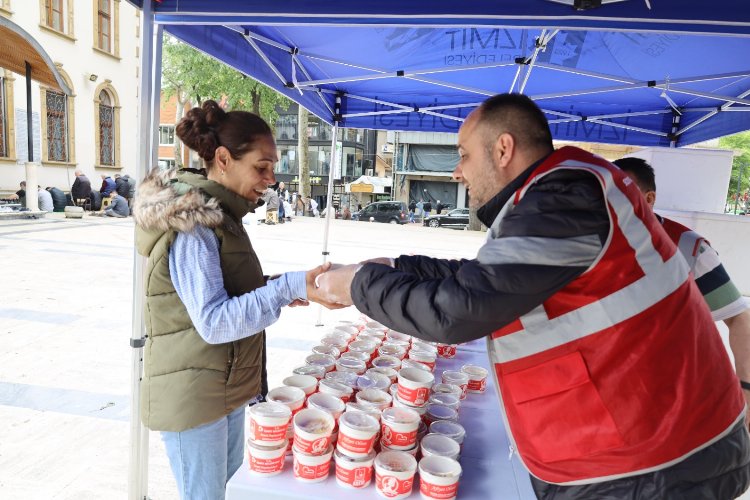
315,93,750,499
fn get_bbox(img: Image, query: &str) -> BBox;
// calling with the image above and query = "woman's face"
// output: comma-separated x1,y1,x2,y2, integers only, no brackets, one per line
214,134,278,203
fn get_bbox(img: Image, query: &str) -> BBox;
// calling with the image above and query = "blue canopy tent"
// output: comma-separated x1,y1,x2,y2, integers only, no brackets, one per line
126,2,750,498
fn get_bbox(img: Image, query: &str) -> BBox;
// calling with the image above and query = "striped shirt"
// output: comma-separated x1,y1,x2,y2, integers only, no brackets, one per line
691,239,748,322
168,224,307,345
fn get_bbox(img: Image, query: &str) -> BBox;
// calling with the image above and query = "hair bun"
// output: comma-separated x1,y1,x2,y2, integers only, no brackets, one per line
175,100,226,162
202,100,227,128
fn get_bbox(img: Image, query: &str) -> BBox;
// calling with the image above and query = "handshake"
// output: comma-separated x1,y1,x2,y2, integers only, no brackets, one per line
300,258,394,310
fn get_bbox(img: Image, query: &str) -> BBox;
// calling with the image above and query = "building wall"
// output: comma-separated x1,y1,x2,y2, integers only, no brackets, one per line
0,0,140,194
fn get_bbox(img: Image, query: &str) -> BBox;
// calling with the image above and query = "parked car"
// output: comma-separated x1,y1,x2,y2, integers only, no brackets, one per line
424,207,470,229
355,201,408,224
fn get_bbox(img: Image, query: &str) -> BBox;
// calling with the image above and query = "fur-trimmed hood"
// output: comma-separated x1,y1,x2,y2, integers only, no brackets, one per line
132,168,224,233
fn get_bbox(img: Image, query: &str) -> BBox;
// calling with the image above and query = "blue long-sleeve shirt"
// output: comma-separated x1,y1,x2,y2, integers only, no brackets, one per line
168,224,307,345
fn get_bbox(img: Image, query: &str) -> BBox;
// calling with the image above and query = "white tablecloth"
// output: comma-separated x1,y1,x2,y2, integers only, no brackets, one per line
226,338,537,500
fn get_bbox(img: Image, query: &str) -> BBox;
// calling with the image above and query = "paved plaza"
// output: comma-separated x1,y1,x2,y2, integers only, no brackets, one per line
0,213,485,499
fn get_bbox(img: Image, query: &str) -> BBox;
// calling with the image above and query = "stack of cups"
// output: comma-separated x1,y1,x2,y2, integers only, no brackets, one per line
246,402,292,476
266,386,307,455
429,420,466,451
441,370,470,400
292,408,335,483
335,411,379,488
374,451,418,499
380,407,421,454
419,455,462,500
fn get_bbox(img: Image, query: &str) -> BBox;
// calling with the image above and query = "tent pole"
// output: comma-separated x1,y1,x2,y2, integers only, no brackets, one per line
129,1,160,499
316,96,342,326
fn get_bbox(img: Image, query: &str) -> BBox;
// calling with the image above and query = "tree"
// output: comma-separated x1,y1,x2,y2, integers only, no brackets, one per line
161,35,290,166
298,106,311,213
718,131,750,212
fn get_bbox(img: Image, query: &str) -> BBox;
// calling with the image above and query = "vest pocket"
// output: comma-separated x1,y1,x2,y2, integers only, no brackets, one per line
503,351,624,463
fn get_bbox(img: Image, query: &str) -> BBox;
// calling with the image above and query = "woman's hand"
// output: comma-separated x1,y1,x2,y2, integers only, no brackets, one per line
306,262,347,309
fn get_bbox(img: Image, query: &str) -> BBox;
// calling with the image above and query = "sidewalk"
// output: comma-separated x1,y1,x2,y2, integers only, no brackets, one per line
0,214,484,499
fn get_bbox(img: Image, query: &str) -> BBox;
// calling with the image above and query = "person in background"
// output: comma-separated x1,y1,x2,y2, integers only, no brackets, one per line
615,156,750,419
295,193,305,216
46,186,68,212
423,200,432,216
37,185,53,212
314,93,750,499
309,197,319,217
408,200,416,223
103,189,129,217
132,100,336,500
416,199,424,223
114,174,129,201
435,199,443,214
262,187,279,224
100,174,116,197
342,206,352,220
7,181,26,202
276,182,287,223
71,170,92,203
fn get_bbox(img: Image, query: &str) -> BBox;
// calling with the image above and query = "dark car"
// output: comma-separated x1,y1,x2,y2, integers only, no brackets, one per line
424,207,470,229
355,201,408,224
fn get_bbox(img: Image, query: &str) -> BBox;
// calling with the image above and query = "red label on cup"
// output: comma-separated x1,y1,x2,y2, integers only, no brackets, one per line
338,431,376,454
249,454,285,474
458,383,468,399
376,473,414,498
397,385,430,406
293,459,330,480
381,424,417,448
468,378,486,392
249,419,288,443
336,464,372,488
437,345,456,358
294,434,331,455
420,479,459,499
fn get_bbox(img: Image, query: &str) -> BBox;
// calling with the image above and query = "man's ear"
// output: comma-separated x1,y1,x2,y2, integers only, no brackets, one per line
645,190,656,207
493,133,515,168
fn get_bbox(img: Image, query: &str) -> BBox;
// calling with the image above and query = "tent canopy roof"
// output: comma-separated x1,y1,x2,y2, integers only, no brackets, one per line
129,1,750,147
0,16,71,94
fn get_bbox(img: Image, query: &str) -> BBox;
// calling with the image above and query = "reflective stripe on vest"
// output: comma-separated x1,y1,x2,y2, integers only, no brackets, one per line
488,161,689,364
660,217,704,272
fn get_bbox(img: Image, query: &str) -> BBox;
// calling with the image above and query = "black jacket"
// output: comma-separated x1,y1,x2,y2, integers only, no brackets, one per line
115,176,129,197
47,187,68,212
71,175,91,200
350,160,609,345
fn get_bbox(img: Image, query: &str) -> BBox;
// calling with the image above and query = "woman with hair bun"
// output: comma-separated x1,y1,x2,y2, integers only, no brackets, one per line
132,100,337,500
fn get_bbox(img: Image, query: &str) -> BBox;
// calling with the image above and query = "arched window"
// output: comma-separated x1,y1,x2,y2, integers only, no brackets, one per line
40,65,75,165
94,82,120,168
99,90,114,165
46,90,68,162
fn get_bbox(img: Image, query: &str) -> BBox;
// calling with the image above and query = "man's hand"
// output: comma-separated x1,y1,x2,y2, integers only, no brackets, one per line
314,264,359,308
305,262,346,309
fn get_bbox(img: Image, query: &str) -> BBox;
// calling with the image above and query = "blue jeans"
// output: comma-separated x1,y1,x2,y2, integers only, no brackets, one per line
161,405,246,500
